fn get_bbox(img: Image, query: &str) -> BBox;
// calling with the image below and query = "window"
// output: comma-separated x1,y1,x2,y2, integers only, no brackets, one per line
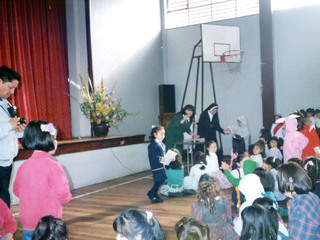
164,0,260,29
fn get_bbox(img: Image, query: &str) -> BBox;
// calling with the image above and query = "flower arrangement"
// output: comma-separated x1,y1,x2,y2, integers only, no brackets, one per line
68,76,138,132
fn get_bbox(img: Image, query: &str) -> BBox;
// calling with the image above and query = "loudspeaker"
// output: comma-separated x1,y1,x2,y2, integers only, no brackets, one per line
159,84,176,114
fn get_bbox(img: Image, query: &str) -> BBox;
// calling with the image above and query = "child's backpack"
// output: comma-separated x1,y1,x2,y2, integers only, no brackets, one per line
231,169,245,207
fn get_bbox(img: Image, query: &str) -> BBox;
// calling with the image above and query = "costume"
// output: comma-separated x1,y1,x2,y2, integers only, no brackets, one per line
147,140,167,198
283,117,308,163
270,122,285,139
160,166,184,196
13,151,71,231
299,124,320,162
233,174,265,235
197,110,224,143
266,147,283,160
0,98,23,207
192,196,239,240
165,113,192,153
0,198,16,239
288,192,320,239
223,159,258,186
183,163,210,191
227,116,250,150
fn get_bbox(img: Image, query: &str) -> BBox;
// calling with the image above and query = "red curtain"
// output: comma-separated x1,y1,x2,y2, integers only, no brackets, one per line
0,0,71,139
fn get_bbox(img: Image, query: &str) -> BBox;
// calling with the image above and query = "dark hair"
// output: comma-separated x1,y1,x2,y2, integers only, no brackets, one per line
180,104,195,122
232,135,245,154
166,148,182,170
0,65,21,83
259,128,271,140
113,209,166,240
253,167,275,192
277,162,312,194
315,108,320,114
252,197,279,234
303,157,320,189
193,151,207,170
254,140,266,158
240,205,278,240
175,217,210,240
306,108,315,116
287,158,303,167
22,121,57,152
248,144,254,156
32,215,68,240
294,110,307,131
231,154,245,170
268,136,279,148
205,141,217,156
149,126,164,141
264,157,282,169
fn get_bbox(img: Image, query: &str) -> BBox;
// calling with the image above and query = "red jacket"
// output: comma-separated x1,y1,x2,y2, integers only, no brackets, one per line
300,124,320,163
0,199,16,238
13,151,71,230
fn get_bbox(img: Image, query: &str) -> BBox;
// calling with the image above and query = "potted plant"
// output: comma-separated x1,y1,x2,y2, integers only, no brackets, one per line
69,76,138,136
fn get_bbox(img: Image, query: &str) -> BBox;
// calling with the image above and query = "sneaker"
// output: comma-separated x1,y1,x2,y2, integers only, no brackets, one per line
169,192,184,197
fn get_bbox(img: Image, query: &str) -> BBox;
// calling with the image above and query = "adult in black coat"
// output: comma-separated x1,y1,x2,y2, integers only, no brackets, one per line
197,103,226,159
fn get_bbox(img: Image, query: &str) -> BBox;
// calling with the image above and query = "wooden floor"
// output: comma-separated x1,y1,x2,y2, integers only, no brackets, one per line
10,170,234,240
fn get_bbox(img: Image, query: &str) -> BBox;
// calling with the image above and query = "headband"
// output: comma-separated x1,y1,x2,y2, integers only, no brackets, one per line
202,174,214,181
40,123,57,136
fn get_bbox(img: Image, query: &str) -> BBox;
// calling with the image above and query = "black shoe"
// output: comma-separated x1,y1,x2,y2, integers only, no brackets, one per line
169,192,184,197
155,196,164,203
183,189,197,195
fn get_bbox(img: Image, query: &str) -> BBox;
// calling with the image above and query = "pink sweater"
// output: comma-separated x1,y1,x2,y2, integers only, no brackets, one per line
0,199,17,238
13,151,71,230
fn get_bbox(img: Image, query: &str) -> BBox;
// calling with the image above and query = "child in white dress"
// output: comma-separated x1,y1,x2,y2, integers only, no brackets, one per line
183,151,210,194
206,141,232,189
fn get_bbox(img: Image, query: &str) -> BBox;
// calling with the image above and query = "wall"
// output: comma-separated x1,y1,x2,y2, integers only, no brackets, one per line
66,0,164,140
273,5,320,116
163,15,263,153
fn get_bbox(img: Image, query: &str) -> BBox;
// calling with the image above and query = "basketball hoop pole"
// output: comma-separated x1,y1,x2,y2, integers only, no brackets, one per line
180,39,224,156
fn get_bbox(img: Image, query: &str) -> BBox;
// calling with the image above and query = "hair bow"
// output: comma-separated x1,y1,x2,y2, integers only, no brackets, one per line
202,174,213,181
151,125,157,129
40,123,57,136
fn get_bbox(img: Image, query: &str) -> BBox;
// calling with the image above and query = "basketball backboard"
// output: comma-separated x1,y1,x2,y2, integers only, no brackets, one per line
201,24,241,63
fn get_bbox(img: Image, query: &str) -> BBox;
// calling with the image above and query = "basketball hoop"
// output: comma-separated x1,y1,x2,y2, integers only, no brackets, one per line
220,50,244,63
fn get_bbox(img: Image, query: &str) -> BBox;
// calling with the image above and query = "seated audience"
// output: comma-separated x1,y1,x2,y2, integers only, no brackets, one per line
277,162,320,239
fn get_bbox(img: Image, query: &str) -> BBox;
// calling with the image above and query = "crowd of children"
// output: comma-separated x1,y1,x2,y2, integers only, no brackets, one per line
1,107,320,239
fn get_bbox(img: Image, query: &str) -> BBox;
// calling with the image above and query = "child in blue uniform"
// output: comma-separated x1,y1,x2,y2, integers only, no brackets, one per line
147,126,167,203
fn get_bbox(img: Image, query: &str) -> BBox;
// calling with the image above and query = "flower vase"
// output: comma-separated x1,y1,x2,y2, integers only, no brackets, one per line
93,123,110,137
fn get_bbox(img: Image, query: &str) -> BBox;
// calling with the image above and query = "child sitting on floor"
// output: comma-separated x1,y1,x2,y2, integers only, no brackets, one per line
191,174,239,240
183,151,210,195
160,148,184,197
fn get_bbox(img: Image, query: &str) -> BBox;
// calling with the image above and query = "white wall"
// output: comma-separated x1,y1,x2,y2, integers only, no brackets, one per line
164,15,263,153
10,143,149,205
66,0,164,140
273,5,320,116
